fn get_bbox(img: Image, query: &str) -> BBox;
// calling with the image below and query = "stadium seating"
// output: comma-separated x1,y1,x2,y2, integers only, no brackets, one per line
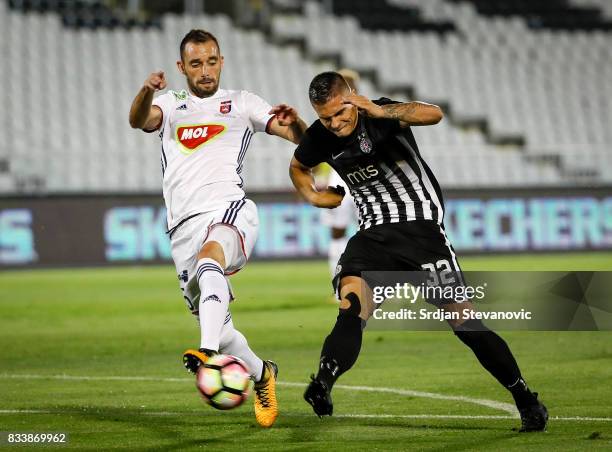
445,0,612,30
573,0,612,20
326,0,455,33
0,5,319,193
272,0,612,185
0,0,610,194
7,0,162,28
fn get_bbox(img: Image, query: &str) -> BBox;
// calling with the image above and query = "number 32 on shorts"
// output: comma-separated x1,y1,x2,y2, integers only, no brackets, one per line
421,260,456,285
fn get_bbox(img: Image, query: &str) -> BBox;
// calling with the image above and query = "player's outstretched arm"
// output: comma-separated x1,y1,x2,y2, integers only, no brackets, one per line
343,94,443,126
129,71,166,130
268,104,308,144
289,156,344,208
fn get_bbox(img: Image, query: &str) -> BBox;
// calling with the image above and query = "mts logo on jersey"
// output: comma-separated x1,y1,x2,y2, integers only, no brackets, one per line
346,165,379,185
176,124,226,155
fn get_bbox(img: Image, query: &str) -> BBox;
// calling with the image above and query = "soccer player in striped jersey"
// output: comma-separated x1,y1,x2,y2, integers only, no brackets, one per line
290,72,547,432
320,69,359,279
129,29,307,427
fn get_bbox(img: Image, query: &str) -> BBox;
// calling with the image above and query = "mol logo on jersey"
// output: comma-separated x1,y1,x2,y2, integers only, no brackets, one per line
175,123,226,155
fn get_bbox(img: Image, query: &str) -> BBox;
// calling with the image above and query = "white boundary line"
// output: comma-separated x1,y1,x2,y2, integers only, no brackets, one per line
0,409,610,423
280,381,517,415
0,373,516,415
0,373,610,422
331,414,612,422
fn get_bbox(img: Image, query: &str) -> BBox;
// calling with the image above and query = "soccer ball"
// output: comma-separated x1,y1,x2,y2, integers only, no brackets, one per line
196,354,253,410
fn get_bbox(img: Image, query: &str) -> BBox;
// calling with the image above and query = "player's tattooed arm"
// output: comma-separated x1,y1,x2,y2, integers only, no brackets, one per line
381,102,443,126
343,94,442,126
289,157,344,209
129,71,166,130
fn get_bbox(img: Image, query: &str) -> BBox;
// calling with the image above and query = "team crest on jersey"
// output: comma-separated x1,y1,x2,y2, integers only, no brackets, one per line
358,131,373,154
219,100,232,114
176,123,226,155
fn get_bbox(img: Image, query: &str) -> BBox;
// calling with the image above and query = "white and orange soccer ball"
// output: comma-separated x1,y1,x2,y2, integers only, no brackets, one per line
196,354,252,410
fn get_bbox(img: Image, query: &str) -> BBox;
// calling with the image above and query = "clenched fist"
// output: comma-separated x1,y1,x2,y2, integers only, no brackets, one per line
311,186,345,209
144,71,167,92
269,104,299,127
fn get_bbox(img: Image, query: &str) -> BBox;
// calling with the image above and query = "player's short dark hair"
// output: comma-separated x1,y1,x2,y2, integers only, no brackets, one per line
309,71,350,105
180,29,220,60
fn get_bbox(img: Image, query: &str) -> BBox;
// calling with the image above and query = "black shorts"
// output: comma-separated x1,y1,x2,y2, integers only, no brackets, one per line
332,220,464,295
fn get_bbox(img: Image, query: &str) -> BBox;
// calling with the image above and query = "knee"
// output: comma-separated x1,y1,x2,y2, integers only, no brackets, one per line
198,241,225,268
339,292,368,328
453,318,488,333
453,318,490,345
338,276,372,322
339,291,361,317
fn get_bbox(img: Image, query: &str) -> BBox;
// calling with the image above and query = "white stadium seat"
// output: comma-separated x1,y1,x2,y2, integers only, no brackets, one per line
0,3,610,194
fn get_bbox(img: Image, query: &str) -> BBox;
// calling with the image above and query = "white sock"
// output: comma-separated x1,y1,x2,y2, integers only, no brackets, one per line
328,237,348,277
219,319,264,381
196,258,230,352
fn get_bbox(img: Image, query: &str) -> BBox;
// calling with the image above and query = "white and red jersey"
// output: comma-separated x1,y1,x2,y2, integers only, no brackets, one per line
150,88,274,231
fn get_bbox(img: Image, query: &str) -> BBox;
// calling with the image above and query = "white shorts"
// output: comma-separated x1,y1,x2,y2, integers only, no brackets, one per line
170,198,259,314
320,169,358,230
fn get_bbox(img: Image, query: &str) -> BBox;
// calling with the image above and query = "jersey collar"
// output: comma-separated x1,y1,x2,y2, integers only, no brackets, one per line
188,88,227,103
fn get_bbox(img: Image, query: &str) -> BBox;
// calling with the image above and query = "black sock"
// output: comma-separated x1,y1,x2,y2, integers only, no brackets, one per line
454,319,537,409
507,377,538,409
316,313,363,388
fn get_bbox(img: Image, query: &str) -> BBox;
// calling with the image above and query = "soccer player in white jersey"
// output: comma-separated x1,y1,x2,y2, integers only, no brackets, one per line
129,29,307,428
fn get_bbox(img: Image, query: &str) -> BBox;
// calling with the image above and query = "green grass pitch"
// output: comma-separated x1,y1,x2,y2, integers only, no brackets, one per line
1,253,611,451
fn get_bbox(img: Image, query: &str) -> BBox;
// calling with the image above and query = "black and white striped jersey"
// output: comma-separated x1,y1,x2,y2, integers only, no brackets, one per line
294,98,444,230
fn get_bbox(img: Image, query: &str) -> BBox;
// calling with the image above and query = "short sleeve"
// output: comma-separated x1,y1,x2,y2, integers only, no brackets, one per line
147,92,175,133
373,97,400,106
372,97,403,133
294,128,326,168
241,91,275,133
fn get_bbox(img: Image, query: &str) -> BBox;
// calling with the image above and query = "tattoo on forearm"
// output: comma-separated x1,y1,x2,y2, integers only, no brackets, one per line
381,102,420,121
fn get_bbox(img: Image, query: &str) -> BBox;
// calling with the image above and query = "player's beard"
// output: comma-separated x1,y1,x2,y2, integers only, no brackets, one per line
188,77,219,98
